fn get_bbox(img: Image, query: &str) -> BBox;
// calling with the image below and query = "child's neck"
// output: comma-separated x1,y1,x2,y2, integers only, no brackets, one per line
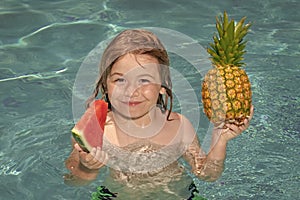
112,107,166,138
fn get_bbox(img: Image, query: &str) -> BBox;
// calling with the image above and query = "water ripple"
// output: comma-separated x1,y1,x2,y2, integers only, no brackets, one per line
0,159,21,176
0,67,67,83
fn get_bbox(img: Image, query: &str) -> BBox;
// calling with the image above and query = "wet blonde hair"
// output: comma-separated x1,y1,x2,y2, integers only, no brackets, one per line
87,29,173,119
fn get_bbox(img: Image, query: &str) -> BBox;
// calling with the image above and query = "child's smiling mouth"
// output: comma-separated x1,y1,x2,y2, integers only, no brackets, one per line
121,101,143,106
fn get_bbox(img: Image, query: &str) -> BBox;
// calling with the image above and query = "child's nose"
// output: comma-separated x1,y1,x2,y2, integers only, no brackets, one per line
124,83,139,97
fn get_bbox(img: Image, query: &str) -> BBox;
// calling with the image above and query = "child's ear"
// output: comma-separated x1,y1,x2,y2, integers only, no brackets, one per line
159,87,166,94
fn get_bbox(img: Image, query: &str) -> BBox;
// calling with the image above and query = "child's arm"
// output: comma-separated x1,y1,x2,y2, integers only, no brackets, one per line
184,129,226,182
64,139,107,186
183,105,254,182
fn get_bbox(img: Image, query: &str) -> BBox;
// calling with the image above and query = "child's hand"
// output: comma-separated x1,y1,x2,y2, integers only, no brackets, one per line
215,105,254,142
74,143,107,170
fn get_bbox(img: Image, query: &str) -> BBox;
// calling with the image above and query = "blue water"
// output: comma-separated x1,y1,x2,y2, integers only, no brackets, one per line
1,0,299,199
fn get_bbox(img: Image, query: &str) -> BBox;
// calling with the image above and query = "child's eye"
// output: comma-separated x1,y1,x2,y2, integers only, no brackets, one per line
114,78,126,84
138,79,151,84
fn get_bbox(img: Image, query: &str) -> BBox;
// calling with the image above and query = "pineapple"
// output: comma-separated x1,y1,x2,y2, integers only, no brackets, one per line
202,11,252,126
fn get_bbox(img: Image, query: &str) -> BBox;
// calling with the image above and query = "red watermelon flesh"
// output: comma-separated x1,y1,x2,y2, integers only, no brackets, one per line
72,100,108,152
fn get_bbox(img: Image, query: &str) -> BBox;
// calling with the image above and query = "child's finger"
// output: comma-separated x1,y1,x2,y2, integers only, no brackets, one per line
78,150,88,161
74,143,83,151
77,147,107,169
84,148,97,162
90,159,105,169
248,105,254,120
95,148,108,164
94,147,103,161
88,148,104,162
92,150,106,167
102,151,108,164
81,154,98,166
89,147,97,157
86,150,106,169
225,124,241,135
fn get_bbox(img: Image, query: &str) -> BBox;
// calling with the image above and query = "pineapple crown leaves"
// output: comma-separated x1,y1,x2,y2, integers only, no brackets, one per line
208,11,252,68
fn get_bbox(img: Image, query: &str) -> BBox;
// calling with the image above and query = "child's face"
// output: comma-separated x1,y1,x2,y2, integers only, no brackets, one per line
107,53,164,119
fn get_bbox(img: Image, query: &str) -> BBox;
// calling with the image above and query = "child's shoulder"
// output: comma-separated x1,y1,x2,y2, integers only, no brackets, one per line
168,112,192,123
168,112,196,143
168,111,181,120
167,112,195,132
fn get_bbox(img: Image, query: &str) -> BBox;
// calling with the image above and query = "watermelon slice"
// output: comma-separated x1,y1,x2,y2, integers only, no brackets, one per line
71,100,108,152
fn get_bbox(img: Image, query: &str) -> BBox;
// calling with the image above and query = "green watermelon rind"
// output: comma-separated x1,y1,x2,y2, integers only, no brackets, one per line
72,129,92,153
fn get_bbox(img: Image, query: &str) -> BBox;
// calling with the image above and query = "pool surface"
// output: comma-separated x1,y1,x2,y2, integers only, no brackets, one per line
1,0,299,199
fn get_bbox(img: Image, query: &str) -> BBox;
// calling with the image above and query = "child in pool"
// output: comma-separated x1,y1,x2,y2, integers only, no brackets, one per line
64,29,254,196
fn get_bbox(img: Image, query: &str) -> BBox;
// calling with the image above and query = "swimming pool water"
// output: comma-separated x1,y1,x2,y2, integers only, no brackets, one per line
1,0,299,199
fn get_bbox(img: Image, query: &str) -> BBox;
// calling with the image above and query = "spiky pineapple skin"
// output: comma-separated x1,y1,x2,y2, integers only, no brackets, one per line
202,64,251,125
